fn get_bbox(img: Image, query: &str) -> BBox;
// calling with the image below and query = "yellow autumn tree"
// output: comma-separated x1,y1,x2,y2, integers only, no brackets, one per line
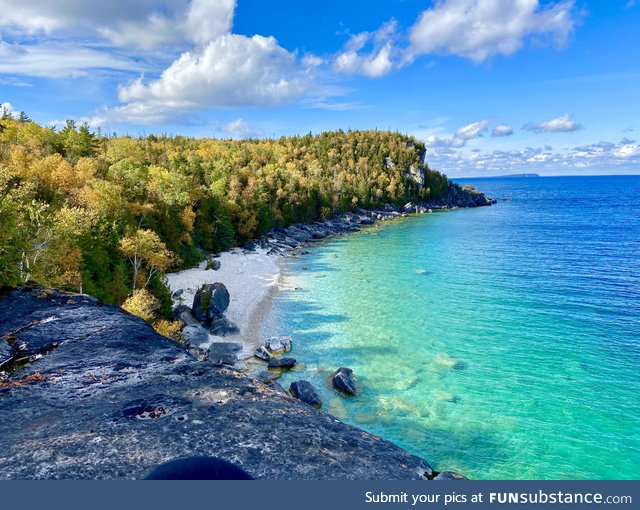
118,229,177,289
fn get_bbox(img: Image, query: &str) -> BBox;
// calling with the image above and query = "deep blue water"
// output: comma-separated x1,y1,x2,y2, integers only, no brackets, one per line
261,175,640,479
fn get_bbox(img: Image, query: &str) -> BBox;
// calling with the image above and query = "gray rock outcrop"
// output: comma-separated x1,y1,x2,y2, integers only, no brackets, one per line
0,286,435,480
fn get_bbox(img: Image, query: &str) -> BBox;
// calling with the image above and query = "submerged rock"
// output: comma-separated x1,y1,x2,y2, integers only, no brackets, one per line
331,367,358,395
268,357,297,369
192,283,230,324
289,380,322,408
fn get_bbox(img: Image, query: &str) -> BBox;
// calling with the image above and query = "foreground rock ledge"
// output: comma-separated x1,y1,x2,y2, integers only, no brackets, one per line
0,286,434,480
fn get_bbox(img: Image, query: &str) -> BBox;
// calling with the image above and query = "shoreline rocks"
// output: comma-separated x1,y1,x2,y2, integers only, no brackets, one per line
257,184,495,257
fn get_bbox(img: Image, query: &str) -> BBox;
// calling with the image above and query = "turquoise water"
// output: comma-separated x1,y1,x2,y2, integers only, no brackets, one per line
261,175,640,479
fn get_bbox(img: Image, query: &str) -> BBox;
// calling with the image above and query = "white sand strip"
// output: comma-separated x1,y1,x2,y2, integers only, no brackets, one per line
165,248,280,357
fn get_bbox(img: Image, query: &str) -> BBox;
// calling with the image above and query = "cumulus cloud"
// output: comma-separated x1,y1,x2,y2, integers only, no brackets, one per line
424,119,490,148
492,124,514,137
87,1,327,124
408,0,576,63
1,101,17,118
333,0,578,77
333,20,398,78
222,118,262,139
118,34,307,112
523,113,583,133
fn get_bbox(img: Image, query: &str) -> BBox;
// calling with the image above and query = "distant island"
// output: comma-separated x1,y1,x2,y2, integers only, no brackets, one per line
495,173,540,178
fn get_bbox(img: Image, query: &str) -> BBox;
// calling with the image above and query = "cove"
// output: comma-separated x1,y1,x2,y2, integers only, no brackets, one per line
261,176,640,480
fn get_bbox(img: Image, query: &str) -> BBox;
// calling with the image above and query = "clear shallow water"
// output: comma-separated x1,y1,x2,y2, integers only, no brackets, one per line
261,176,640,479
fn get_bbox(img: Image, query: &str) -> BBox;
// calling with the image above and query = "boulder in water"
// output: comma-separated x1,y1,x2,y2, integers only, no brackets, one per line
331,367,358,395
268,357,297,369
289,380,322,408
263,335,292,353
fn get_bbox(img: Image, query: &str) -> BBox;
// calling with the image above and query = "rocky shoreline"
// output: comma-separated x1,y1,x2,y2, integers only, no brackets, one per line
1,286,448,480
245,182,495,257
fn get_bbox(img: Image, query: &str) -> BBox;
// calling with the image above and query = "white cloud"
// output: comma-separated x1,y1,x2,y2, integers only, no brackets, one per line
1,101,17,118
186,0,235,46
523,113,583,133
0,1,191,48
222,118,262,139
425,138,640,176
0,42,143,78
333,20,398,78
424,119,489,148
455,119,490,140
614,143,640,158
408,0,576,63
71,1,327,125
492,124,514,137
332,0,577,77
117,34,307,118
0,0,245,78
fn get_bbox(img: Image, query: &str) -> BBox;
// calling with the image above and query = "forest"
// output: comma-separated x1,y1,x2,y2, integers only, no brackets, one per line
0,110,450,333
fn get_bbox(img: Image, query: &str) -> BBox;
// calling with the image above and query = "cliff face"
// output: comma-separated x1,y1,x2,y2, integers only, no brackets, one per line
0,286,434,480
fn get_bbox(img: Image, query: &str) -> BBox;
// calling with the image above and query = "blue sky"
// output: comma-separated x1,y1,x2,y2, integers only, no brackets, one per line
1,0,639,176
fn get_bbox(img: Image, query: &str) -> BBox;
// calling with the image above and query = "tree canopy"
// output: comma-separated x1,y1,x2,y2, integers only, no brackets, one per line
0,114,451,322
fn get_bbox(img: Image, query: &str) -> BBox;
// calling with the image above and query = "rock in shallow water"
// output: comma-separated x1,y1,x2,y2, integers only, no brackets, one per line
331,367,358,395
289,380,322,408
268,357,297,369
263,335,292,353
